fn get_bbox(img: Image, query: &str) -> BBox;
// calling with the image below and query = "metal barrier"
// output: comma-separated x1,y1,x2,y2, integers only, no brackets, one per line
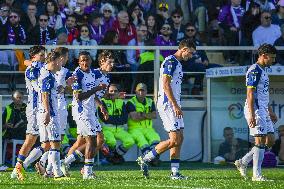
0,45,211,101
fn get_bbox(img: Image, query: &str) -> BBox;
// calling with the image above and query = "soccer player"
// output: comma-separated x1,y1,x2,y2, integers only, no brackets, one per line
137,39,196,179
235,43,278,181
62,50,114,179
36,50,66,179
11,46,45,180
35,47,72,176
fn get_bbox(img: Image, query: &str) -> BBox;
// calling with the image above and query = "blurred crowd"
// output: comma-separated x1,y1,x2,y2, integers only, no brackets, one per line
1,0,284,94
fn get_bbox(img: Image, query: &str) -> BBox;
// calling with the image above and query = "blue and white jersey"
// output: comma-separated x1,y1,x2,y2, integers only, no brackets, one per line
25,61,45,114
55,67,72,110
157,55,183,107
93,68,110,99
37,65,58,117
72,67,102,118
245,63,269,109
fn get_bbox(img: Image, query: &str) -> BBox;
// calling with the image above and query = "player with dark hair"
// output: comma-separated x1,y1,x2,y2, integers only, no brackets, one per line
137,39,196,179
60,50,114,179
11,46,46,180
235,43,278,181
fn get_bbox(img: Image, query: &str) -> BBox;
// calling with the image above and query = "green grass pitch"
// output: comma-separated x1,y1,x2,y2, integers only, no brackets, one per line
0,162,283,189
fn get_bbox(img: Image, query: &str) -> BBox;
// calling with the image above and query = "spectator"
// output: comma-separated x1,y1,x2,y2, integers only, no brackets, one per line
74,0,88,26
21,3,38,33
28,14,56,45
272,0,284,27
2,90,27,140
57,14,79,44
45,0,63,31
169,7,185,42
3,0,21,11
126,83,161,165
218,127,249,162
0,3,10,25
154,23,175,58
272,125,284,163
99,84,135,163
127,23,147,71
254,0,276,12
179,23,222,96
100,3,115,33
21,0,45,17
253,11,281,47
134,39,164,93
218,0,245,64
57,0,71,24
138,0,155,15
128,1,145,27
1,9,27,45
84,0,100,14
99,30,132,93
241,1,261,46
155,2,170,30
112,10,137,45
274,24,284,65
89,12,105,44
191,1,208,43
108,0,127,13
47,31,68,45
239,1,261,65
72,24,98,60
145,13,158,40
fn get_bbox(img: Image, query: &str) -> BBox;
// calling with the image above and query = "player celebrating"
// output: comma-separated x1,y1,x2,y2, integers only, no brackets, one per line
63,50,114,179
137,39,196,179
235,44,278,181
12,46,45,180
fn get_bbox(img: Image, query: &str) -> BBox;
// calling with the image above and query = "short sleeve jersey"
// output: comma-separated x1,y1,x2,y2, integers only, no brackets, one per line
37,65,58,117
246,63,269,109
55,67,72,110
157,55,183,106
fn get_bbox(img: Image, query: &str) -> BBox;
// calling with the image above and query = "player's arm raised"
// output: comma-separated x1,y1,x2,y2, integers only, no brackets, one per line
163,75,183,118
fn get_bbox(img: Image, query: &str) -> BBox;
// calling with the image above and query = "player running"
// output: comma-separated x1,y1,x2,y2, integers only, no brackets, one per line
235,43,278,181
137,39,196,179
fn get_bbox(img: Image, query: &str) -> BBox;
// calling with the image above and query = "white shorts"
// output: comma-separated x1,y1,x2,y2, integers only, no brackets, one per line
157,103,184,132
76,115,101,137
244,107,274,136
38,113,61,142
58,109,68,135
26,111,39,135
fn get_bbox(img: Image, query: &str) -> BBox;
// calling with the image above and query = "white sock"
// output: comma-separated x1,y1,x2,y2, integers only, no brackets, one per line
171,159,180,175
64,150,84,166
253,146,265,178
46,162,53,175
241,148,254,166
143,149,158,162
39,151,49,167
23,147,44,169
84,158,94,176
49,149,63,177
